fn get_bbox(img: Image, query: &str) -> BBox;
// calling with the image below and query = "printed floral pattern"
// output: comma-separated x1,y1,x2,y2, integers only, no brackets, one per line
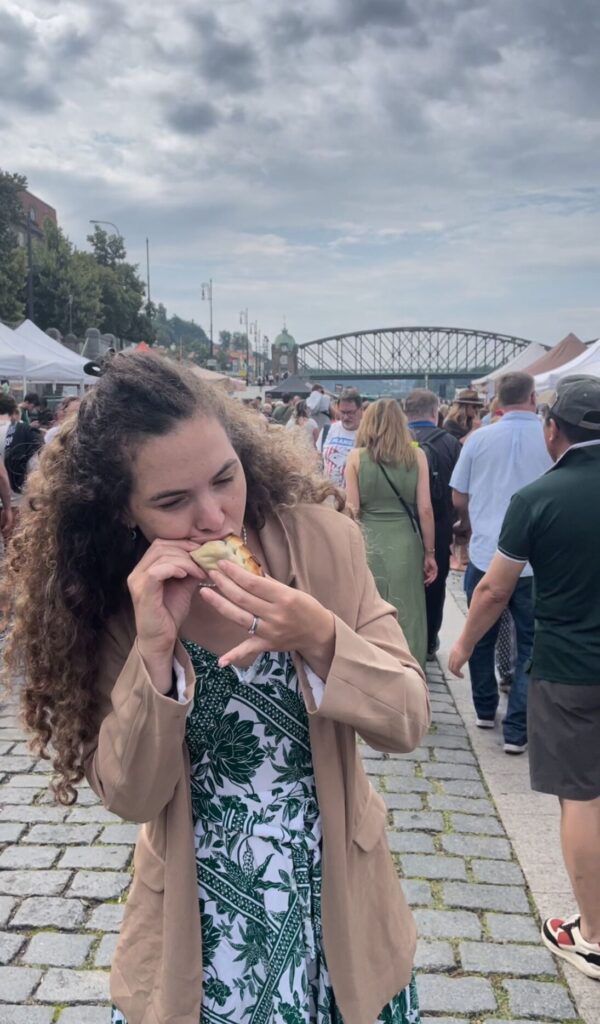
111,643,419,1024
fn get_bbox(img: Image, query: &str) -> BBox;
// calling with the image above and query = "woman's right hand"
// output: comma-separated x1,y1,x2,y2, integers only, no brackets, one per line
127,539,207,678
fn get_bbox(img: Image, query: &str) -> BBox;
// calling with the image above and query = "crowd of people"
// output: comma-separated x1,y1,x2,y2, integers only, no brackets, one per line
0,355,598,1024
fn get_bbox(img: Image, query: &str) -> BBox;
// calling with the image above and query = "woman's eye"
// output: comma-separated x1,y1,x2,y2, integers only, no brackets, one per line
158,497,185,509
214,476,234,487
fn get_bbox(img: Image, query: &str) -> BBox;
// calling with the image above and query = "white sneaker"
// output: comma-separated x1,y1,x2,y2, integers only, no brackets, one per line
476,717,495,729
504,741,528,754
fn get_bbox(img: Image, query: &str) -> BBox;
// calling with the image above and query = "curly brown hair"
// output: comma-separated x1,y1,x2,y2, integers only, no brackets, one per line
3,353,344,804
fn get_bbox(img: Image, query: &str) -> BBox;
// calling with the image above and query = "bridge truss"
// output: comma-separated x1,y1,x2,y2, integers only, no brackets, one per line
297,326,544,380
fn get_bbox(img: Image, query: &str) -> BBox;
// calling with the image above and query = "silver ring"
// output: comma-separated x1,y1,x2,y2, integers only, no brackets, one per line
248,615,260,636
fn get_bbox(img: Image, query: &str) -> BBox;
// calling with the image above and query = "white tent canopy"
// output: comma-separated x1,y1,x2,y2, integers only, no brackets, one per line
3,320,90,383
473,342,547,393
0,321,76,381
534,338,600,390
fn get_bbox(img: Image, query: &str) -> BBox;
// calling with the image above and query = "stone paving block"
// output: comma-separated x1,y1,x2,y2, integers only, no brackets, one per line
0,870,71,897
421,733,469,749
72,786,103,806
472,858,525,885
389,748,430,762
400,854,467,880
441,779,488,798
361,759,416,776
100,824,140,845
503,979,576,1020
450,812,504,836
2,773,48,787
431,748,477,765
0,844,61,869
7,742,34,757
0,741,14,754
0,823,25,843
0,806,69,823
12,897,86,929
442,834,511,859
414,908,481,939
387,831,435,854
430,723,466,736
384,776,433,794
391,811,443,832
414,939,455,970
0,897,16,927
0,1009,54,1024
401,880,433,906
36,967,110,1002
461,940,557,976
23,931,94,967
68,870,132,900
0,728,23,740
382,793,423,811
58,1009,109,1024
422,763,480,780
431,712,462,726
0,930,26,964
95,932,119,967
0,787,42,804
0,756,37,774
443,881,530,913
0,966,43,1001
86,903,125,932
59,845,132,870
66,805,119,824
428,795,494,815
421,1019,465,1024
24,824,101,845
485,912,541,943
418,974,496,1013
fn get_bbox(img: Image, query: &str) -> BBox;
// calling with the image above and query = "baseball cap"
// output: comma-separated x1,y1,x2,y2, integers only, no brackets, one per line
550,375,600,430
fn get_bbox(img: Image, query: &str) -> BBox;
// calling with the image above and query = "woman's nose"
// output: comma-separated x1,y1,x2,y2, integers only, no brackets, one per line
194,500,226,537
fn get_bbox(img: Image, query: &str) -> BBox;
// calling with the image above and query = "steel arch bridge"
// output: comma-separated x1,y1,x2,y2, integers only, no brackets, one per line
297,326,546,381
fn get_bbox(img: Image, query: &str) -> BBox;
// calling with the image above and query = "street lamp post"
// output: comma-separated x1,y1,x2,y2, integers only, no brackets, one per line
201,279,214,360
89,219,123,239
240,308,250,384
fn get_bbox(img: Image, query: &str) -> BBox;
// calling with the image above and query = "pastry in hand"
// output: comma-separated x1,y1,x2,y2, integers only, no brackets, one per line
190,534,263,576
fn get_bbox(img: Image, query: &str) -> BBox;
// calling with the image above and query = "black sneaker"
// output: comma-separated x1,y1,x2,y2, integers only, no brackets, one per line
542,914,600,980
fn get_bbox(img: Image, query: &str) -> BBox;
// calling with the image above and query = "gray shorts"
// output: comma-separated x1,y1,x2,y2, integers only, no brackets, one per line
528,678,600,801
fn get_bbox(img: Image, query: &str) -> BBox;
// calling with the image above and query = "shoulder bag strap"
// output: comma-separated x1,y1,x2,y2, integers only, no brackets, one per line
378,462,422,539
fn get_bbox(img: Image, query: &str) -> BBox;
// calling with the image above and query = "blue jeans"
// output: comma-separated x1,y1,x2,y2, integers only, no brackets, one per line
464,562,534,746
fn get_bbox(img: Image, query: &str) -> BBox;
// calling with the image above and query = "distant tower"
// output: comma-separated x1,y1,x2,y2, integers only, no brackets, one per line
271,326,298,377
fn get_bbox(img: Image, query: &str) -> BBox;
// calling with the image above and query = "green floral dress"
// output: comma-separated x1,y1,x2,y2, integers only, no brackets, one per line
111,643,420,1024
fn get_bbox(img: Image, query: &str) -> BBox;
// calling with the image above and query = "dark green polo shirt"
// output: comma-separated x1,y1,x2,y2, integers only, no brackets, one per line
498,441,600,684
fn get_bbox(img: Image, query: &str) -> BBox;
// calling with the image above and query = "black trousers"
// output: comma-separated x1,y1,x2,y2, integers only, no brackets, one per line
425,517,452,652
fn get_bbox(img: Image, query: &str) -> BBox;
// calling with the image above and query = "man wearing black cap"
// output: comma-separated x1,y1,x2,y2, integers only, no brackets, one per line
448,375,600,981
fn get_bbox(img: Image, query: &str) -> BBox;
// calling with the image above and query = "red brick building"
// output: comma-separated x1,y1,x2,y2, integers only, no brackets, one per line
14,189,57,244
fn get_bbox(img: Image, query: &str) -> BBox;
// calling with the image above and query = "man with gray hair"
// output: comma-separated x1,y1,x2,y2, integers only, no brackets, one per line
406,389,462,658
450,372,552,752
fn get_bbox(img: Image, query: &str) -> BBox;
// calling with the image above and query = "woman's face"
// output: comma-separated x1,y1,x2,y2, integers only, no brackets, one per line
127,414,247,544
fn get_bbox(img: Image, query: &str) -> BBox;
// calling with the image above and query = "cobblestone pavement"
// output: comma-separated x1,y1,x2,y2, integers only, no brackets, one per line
0,648,587,1023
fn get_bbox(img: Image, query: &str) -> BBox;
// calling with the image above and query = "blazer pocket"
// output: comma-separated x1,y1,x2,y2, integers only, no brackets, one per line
353,787,387,852
133,829,166,892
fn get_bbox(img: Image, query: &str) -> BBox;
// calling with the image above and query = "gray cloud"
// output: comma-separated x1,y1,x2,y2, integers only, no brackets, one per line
2,0,600,345
165,99,220,135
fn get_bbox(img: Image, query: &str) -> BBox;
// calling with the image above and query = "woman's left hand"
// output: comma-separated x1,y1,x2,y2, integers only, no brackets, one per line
423,554,438,587
199,560,336,674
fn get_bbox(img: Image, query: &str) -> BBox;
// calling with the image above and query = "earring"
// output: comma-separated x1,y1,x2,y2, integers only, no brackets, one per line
131,527,138,541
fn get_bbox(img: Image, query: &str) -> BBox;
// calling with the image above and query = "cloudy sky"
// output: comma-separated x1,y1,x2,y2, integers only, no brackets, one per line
2,0,600,348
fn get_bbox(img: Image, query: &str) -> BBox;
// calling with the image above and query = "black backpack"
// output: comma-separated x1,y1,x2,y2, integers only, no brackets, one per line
418,429,446,506
4,421,42,493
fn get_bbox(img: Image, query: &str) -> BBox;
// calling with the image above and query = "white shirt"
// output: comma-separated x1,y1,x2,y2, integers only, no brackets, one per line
317,423,357,487
450,412,552,574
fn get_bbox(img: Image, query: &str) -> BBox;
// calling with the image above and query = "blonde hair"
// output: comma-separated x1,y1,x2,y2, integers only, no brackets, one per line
355,398,416,467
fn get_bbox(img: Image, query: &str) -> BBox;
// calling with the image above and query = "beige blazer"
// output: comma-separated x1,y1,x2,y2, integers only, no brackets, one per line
85,503,430,1024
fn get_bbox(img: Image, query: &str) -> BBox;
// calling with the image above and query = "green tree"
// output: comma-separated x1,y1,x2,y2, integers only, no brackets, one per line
0,169,27,323
86,228,155,342
86,225,126,267
32,221,102,335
